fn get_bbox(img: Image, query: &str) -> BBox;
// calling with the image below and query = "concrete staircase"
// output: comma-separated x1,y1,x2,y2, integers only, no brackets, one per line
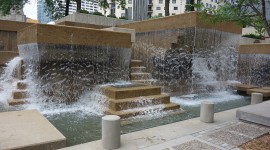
8,81,29,106
130,60,156,84
102,84,180,118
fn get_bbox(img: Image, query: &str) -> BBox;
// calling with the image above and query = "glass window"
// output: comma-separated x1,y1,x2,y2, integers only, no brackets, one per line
174,7,178,10
128,0,132,4
159,0,163,4
172,0,176,3
158,13,162,16
156,7,161,10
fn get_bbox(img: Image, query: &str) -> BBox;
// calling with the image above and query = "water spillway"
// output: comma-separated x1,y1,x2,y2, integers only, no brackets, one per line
119,12,242,95
17,24,132,103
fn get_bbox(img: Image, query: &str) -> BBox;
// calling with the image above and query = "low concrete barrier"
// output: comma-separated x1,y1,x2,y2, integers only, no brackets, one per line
200,101,214,123
102,115,121,149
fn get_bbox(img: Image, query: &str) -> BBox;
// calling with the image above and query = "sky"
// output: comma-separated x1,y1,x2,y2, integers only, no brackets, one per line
23,0,37,19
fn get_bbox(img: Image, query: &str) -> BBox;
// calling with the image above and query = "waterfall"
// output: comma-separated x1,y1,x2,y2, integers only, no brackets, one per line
0,57,22,104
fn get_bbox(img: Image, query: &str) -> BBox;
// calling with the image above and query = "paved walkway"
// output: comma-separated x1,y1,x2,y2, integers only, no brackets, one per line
59,107,270,150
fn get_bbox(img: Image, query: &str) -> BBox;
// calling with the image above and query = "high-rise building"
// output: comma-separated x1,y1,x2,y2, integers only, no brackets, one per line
37,0,100,24
101,0,187,20
37,0,52,24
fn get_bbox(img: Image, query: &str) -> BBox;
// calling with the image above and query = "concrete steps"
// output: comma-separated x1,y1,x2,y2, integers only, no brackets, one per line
130,59,155,84
8,81,29,106
8,99,28,106
17,81,27,90
130,60,143,67
102,84,180,118
108,94,170,111
106,103,180,118
102,85,161,99
130,73,152,80
131,66,146,73
131,79,157,84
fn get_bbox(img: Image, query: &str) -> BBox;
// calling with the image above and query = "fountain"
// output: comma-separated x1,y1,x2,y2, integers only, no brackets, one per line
0,13,252,147
119,12,241,95
17,24,132,103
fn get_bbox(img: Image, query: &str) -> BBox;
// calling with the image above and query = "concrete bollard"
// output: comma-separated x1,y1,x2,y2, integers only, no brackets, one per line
102,115,121,150
200,101,214,123
251,93,263,105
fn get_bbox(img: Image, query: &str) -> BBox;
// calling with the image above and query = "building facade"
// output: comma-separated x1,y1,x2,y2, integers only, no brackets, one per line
101,0,188,20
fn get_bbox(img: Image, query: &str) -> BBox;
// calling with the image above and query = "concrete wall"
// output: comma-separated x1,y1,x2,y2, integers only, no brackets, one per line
56,21,109,29
18,24,132,48
118,12,242,34
240,37,270,44
55,13,134,27
0,51,19,65
0,20,34,52
238,44,270,86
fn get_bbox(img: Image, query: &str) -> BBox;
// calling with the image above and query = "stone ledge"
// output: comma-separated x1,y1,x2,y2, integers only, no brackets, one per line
0,109,66,150
17,24,132,48
239,44,270,54
236,101,270,126
118,12,241,34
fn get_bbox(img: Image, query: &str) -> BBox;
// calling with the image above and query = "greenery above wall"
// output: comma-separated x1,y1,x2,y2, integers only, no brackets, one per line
107,14,117,18
242,33,264,39
196,0,270,37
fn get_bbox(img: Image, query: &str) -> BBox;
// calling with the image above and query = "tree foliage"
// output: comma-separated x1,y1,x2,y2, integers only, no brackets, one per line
0,0,28,15
198,0,270,37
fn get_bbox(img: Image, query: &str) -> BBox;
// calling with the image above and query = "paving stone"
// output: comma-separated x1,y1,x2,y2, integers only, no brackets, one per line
172,140,222,150
225,122,269,138
205,130,251,147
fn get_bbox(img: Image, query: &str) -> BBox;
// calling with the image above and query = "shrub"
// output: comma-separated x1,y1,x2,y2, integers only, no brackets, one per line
107,14,117,18
92,12,104,16
77,9,89,14
119,16,127,20
242,33,262,39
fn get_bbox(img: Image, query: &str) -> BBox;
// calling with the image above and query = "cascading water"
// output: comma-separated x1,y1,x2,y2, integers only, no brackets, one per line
19,43,131,104
132,27,240,95
0,57,22,105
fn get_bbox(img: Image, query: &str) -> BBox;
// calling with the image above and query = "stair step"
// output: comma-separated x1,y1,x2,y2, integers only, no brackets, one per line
109,94,170,111
13,90,28,99
131,67,146,73
8,99,28,106
131,79,157,84
17,81,27,90
106,103,180,118
102,85,161,99
130,73,151,80
130,60,143,67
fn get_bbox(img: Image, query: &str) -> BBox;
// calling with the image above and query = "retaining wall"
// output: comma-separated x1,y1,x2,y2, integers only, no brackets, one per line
0,20,34,52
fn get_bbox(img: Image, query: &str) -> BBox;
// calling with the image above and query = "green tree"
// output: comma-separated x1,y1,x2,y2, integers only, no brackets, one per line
199,0,270,37
0,0,28,15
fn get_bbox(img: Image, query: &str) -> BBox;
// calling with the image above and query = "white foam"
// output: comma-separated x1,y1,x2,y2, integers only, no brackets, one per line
171,91,245,106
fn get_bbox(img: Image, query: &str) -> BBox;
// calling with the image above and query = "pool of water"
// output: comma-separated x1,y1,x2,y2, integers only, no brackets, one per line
0,90,250,146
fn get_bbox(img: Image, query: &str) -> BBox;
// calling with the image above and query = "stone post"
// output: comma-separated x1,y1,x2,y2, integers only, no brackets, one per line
102,115,121,149
251,93,263,105
200,101,214,123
